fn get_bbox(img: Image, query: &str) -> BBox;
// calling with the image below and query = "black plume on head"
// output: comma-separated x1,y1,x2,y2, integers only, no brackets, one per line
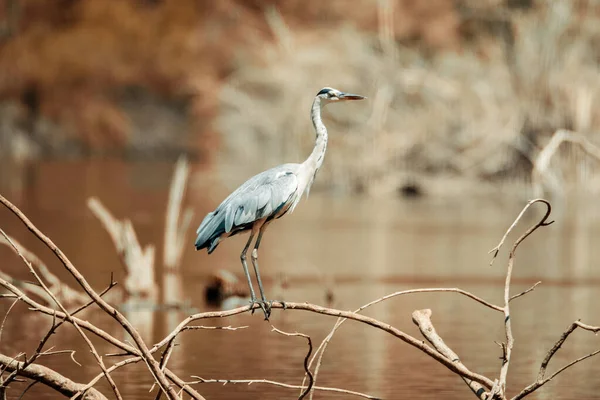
317,88,333,96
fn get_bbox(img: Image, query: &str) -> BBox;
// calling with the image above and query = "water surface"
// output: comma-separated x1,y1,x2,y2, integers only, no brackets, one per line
1,160,600,399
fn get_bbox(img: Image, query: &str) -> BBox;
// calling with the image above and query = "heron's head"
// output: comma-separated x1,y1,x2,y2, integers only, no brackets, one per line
316,87,366,103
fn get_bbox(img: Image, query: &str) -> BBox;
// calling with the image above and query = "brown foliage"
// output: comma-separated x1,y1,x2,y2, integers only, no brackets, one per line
0,0,462,156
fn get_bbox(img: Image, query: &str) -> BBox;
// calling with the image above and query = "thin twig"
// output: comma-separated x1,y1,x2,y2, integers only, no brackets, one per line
152,337,178,400
0,234,88,305
509,281,541,302
17,380,38,400
270,326,314,400
0,297,19,342
188,376,380,399
488,199,554,266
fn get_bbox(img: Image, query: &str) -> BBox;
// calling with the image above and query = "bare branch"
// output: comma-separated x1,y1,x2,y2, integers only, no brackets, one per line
0,230,123,400
532,129,600,197
538,321,599,381
0,194,179,400
509,281,541,302
492,199,554,397
0,353,107,400
513,320,600,400
412,309,488,400
154,302,494,389
17,380,38,400
164,156,194,271
0,234,88,306
0,277,137,356
3,276,202,399
181,325,249,331
488,199,554,266
87,197,156,298
152,337,177,400
188,376,380,399
0,297,19,342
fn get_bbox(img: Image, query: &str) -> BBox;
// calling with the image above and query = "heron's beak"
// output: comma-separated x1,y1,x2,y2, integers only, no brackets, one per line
340,93,366,101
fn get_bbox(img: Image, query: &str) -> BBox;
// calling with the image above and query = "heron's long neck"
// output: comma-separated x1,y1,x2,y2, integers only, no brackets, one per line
303,97,328,190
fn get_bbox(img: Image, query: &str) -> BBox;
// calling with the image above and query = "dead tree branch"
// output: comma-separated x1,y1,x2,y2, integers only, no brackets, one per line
188,376,379,399
153,302,494,389
87,197,156,298
0,235,88,306
412,309,488,399
0,353,107,400
532,129,600,197
488,199,554,398
164,156,194,272
512,321,600,400
0,194,179,400
304,286,502,398
0,230,123,400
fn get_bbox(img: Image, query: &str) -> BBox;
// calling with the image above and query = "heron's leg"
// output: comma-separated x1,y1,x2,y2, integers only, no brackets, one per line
251,224,283,319
240,232,257,304
251,227,268,304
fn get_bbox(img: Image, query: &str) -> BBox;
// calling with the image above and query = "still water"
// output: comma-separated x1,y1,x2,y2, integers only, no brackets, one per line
1,160,600,399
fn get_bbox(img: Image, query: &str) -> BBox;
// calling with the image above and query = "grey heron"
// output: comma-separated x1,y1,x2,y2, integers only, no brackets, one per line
195,87,366,319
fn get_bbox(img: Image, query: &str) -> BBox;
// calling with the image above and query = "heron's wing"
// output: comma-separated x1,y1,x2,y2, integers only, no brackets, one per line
225,170,298,232
195,166,299,251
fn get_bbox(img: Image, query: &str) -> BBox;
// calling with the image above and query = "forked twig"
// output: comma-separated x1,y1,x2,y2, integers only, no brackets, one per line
512,321,600,400
488,199,554,398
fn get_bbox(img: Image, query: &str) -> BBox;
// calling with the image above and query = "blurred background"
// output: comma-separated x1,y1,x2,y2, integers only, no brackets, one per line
2,1,600,399
1,0,600,196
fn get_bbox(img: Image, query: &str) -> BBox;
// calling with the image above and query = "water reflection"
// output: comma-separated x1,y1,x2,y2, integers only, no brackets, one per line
1,160,600,399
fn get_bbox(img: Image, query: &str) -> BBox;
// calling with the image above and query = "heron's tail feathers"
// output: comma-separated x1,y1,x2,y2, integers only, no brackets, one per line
195,211,225,253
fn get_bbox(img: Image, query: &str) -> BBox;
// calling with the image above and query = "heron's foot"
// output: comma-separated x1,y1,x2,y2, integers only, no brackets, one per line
261,300,286,319
249,298,270,320
267,299,286,310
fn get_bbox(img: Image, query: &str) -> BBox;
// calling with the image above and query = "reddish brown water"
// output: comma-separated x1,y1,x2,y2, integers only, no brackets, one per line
1,160,600,399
